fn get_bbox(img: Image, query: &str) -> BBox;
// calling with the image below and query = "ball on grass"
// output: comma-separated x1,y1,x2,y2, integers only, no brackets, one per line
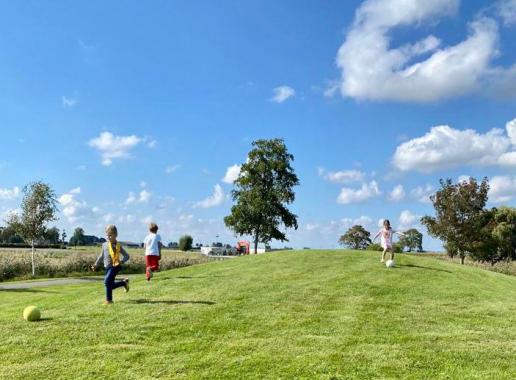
23,306,41,322
385,260,395,268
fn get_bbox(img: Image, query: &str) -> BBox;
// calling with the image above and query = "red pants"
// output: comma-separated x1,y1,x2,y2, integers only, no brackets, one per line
146,255,160,272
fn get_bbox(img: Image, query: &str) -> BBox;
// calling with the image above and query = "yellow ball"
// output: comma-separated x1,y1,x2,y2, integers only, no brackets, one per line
23,306,41,322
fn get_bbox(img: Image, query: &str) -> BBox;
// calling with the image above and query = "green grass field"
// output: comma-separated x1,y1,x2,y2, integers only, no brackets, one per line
1,250,515,379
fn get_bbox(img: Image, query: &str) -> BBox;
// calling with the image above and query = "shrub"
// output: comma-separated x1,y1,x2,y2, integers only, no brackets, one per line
366,243,382,251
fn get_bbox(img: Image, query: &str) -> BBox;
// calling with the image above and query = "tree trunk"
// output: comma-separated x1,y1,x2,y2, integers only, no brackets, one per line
460,255,465,265
254,234,259,254
31,239,35,276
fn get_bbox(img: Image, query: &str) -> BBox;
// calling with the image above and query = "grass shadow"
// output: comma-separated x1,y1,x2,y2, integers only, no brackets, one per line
34,317,54,322
399,264,452,273
0,288,59,293
128,298,216,306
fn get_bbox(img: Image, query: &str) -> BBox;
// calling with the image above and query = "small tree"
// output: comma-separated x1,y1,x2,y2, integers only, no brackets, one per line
399,228,423,252
69,227,86,246
338,225,371,250
6,181,59,275
61,229,67,244
224,139,299,254
421,177,490,264
179,235,193,251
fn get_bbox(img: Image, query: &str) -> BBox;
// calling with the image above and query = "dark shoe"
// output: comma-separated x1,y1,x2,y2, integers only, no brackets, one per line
123,278,130,292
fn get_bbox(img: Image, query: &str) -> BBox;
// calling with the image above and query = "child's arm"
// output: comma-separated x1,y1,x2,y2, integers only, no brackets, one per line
394,230,406,237
120,246,130,264
372,230,381,242
158,242,163,258
91,247,104,271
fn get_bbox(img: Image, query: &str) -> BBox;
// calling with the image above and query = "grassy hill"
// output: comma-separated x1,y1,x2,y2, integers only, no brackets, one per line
1,250,515,379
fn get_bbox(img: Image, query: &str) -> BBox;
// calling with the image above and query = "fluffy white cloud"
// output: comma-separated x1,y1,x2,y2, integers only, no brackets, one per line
88,131,142,166
58,188,99,223
388,185,405,201
194,184,225,208
489,175,516,203
222,164,241,184
165,164,181,174
335,0,516,102
399,210,420,229
410,185,434,203
393,125,511,172
139,190,151,203
337,181,381,204
498,0,516,25
125,190,151,204
318,167,365,183
271,86,295,103
0,186,20,200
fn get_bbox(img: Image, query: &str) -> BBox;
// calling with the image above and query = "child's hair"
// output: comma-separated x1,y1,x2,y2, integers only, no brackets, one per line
149,222,158,233
105,224,118,237
383,219,391,229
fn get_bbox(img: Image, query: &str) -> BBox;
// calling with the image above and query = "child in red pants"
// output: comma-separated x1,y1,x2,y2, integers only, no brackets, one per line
143,222,162,281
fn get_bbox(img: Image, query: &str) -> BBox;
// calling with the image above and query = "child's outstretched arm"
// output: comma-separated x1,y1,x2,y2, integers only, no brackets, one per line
394,230,406,237
91,248,104,271
372,231,381,242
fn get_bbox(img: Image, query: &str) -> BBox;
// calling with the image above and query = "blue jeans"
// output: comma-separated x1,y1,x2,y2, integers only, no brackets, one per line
104,265,125,302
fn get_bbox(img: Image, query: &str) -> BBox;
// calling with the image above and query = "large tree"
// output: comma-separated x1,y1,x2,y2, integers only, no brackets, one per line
421,177,490,264
399,228,423,252
6,181,59,275
339,225,371,250
224,139,299,254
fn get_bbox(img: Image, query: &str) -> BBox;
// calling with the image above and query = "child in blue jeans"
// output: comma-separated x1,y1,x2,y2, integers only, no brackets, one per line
91,225,130,304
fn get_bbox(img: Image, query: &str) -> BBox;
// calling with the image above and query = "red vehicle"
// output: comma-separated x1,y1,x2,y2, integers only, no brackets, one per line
236,241,251,255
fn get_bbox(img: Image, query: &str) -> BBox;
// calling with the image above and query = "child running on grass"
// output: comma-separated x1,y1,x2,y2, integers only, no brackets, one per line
91,225,130,304
143,222,163,281
372,219,405,263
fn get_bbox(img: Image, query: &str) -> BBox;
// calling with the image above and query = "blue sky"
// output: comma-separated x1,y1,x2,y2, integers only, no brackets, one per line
0,0,515,250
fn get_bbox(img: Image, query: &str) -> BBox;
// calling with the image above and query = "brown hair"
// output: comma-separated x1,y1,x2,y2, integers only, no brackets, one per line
149,223,158,233
105,225,118,236
383,219,391,229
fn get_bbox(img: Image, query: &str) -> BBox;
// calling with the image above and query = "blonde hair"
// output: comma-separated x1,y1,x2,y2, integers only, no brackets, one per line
105,225,118,237
149,223,158,233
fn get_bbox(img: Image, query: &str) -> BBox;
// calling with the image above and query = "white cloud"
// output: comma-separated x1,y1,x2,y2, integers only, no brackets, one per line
62,95,78,108
335,0,516,102
165,164,181,174
489,175,516,203
0,186,20,200
393,125,511,172
410,185,434,203
399,210,421,230
146,139,157,148
337,181,381,204
506,118,516,145
88,131,142,166
458,175,471,183
388,185,405,201
319,167,365,183
222,164,242,184
271,86,295,103
194,184,225,208
498,0,516,25
140,181,147,188
125,192,136,205
139,190,151,203
58,188,98,223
